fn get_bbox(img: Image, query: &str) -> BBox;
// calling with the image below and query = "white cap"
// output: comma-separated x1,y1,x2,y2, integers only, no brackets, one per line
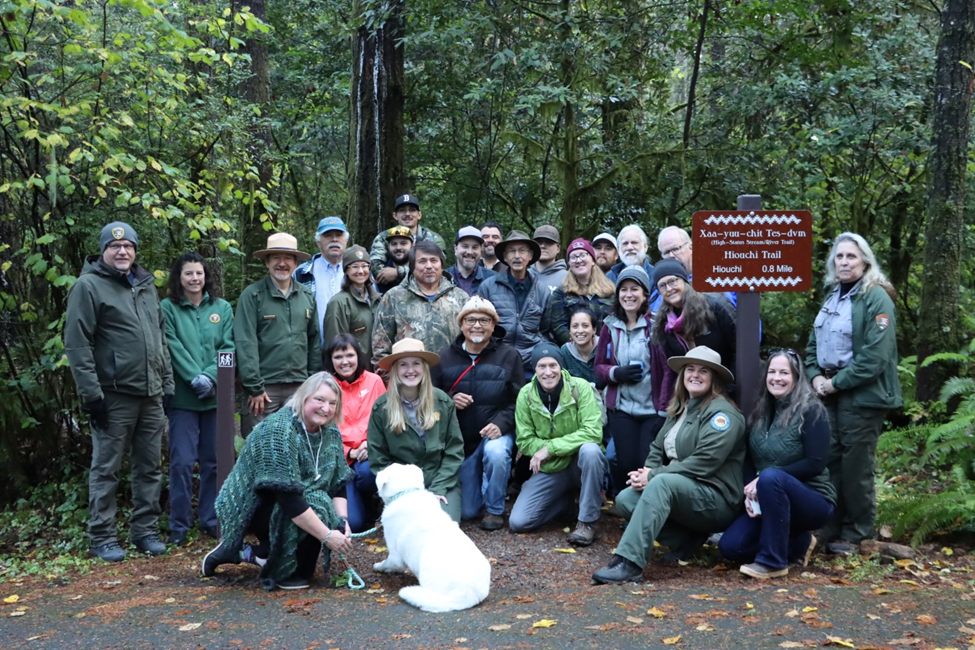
593,232,618,248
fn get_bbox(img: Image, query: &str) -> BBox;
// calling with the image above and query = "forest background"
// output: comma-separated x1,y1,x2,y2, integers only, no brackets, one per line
0,0,973,556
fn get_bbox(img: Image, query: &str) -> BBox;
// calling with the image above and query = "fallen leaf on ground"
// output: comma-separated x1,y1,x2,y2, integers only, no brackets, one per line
454,638,467,643
563,527,570,533
178,623,201,631
363,538,378,543
802,607,818,613
514,596,535,603
899,580,919,586
165,597,176,603
626,616,643,624
917,615,937,625
3,595,19,604
895,559,916,568
825,636,855,647
69,595,82,601
785,609,800,618
831,578,853,585
515,614,531,619
746,602,754,609
803,589,818,598
365,589,384,594
391,633,411,639
143,575,159,581
696,624,715,631
663,635,681,645
372,546,388,553
647,607,668,618
689,594,712,600
488,624,511,631
873,588,892,595
887,639,923,646
9,611,25,617
779,643,805,648
532,619,557,628
552,548,576,554
941,547,953,556
867,615,881,620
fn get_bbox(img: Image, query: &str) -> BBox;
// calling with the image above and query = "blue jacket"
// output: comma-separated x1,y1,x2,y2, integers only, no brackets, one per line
445,264,497,297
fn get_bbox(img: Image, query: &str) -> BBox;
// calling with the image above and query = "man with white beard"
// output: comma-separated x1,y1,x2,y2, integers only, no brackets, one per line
431,296,524,530
607,224,660,310
445,226,497,297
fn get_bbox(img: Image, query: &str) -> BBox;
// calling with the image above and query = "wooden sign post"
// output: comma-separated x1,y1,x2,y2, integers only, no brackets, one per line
692,196,814,416
215,350,236,497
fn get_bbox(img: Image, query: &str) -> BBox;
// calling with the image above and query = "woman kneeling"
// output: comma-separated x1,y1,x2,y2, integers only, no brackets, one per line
201,372,353,590
718,349,835,579
592,347,745,584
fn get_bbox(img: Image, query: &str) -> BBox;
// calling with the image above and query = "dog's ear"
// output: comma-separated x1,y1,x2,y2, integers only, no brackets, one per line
375,469,389,496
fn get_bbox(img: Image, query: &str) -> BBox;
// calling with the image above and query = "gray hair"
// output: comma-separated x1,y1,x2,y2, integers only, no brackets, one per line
285,371,344,425
657,226,691,249
618,224,648,248
823,232,892,293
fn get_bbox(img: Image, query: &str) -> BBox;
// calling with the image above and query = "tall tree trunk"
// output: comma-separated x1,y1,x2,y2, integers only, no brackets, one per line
347,0,406,249
234,0,274,264
914,0,975,402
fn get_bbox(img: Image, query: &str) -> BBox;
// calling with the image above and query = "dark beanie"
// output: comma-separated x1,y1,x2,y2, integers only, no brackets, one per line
99,222,139,252
651,258,689,288
530,342,565,369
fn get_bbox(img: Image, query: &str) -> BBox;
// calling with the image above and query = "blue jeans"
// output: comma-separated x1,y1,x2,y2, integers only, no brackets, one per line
459,435,514,519
345,460,378,533
167,408,217,535
719,468,835,570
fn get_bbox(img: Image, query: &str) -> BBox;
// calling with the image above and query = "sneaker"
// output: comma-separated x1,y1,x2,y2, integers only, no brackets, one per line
568,520,597,546
826,540,856,556
800,534,817,567
241,544,267,568
90,541,126,563
480,514,505,531
201,541,241,577
592,555,643,584
168,530,188,547
133,535,167,556
277,575,310,590
740,562,788,579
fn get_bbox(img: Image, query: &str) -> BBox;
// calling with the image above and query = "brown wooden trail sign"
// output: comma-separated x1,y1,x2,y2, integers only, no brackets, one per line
691,210,813,293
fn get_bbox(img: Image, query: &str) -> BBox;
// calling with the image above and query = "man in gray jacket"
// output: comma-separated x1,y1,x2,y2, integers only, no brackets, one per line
531,225,567,295
65,222,174,562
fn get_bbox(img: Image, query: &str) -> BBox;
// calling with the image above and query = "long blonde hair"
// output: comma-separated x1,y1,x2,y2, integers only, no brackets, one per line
666,366,731,418
385,359,437,433
562,262,614,298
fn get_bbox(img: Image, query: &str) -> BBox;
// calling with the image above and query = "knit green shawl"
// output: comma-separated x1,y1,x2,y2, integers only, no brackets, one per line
215,408,352,589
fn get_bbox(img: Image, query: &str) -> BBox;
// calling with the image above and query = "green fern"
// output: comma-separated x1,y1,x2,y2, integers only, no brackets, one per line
879,466,975,546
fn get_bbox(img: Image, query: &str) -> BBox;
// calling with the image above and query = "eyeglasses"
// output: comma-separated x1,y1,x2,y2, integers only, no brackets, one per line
463,317,493,326
661,242,689,258
106,242,135,252
568,253,590,263
656,277,683,291
347,262,370,272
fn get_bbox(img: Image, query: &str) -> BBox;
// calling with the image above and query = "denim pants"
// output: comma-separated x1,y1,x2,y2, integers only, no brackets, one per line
345,460,378,533
459,434,514,519
509,442,608,532
718,468,835,570
167,408,218,535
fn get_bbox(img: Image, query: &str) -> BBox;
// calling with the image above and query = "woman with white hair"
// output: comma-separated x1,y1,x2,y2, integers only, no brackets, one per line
803,233,902,555
201,372,353,591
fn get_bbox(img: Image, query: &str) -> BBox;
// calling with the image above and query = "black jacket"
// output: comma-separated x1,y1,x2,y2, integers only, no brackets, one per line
431,335,526,456
660,293,737,372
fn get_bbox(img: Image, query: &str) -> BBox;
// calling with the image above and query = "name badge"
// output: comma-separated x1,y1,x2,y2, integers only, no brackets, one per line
263,315,276,320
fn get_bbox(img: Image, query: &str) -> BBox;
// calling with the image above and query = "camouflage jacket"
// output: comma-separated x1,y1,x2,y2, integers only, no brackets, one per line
371,273,468,372
368,225,447,279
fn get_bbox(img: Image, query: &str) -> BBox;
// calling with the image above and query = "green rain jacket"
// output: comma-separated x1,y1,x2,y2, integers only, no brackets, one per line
161,294,235,411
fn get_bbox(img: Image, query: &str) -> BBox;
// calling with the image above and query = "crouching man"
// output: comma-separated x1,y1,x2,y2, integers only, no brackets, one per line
509,343,608,546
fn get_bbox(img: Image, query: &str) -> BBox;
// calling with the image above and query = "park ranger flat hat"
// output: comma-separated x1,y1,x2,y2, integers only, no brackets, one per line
253,232,311,262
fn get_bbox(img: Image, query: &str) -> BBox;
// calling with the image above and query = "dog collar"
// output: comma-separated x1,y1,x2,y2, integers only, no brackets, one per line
386,487,423,505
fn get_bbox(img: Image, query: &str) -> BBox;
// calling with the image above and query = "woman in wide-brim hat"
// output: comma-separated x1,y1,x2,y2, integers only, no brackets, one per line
367,339,465,521
592,345,747,585
253,232,312,263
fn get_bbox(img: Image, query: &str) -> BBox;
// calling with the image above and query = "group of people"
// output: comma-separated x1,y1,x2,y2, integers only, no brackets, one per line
64,196,902,591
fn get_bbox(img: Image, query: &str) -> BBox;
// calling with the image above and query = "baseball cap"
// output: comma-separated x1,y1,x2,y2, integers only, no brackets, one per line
533,225,560,243
316,216,348,236
386,226,414,242
394,193,420,210
593,232,618,249
455,225,484,244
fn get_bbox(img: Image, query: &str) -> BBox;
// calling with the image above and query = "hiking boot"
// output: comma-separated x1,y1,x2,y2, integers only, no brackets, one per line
90,541,126,563
568,520,596,546
480,514,505,531
740,562,788,579
592,555,643,585
133,535,167,556
826,540,856,556
168,530,188,547
200,525,219,539
277,575,310,590
201,541,240,576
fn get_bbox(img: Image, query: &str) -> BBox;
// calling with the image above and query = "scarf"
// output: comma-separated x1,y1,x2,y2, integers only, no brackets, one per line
665,311,689,351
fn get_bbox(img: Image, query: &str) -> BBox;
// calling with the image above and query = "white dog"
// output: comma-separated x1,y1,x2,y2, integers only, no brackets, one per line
373,463,491,612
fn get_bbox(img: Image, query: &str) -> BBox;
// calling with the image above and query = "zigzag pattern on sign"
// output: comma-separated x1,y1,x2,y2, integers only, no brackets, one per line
705,276,804,287
702,214,803,225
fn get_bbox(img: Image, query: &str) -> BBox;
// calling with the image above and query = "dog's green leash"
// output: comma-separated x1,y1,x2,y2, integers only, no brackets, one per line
336,488,421,589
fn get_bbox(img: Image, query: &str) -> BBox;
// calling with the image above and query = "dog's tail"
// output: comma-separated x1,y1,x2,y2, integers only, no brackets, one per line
398,584,489,613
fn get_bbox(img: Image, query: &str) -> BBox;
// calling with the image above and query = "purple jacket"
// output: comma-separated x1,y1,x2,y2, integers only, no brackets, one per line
595,313,674,413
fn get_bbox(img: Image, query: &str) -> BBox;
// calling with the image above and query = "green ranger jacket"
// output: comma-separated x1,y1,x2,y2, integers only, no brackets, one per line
370,274,468,371
367,389,465,496
804,283,903,411
322,285,380,356
515,371,604,474
65,256,174,402
368,225,447,279
234,276,322,397
647,396,747,510
161,294,235,411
